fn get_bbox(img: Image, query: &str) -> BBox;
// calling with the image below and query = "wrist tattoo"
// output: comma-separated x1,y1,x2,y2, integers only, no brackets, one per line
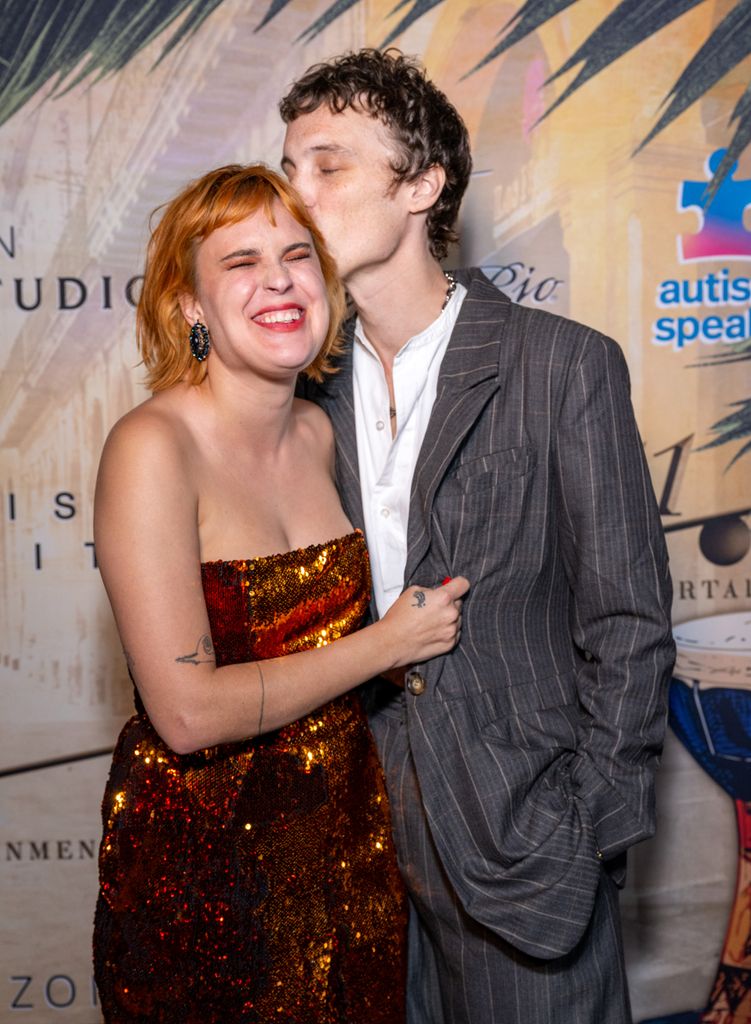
176,634,216,665
412,590,426,609
256,662,266,735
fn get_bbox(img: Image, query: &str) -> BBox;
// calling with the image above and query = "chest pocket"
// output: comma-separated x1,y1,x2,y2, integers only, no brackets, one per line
428,445,536,577
439,445,535,499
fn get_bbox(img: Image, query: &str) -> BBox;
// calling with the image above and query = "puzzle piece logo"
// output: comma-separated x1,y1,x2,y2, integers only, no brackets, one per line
678,150,751,262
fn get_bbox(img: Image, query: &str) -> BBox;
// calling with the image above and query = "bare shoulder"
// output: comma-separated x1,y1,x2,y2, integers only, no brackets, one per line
292,398,336,477
293,397,335,447
97,390,194,493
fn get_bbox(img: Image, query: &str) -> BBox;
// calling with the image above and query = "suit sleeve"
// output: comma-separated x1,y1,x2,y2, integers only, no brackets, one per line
554,331,675,860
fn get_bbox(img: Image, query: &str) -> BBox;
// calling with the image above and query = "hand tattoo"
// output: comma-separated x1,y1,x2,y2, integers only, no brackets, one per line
412,590,426,609
176,634,216,665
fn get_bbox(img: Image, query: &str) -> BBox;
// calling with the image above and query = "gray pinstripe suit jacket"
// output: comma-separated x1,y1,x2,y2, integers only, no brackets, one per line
305,267,675,961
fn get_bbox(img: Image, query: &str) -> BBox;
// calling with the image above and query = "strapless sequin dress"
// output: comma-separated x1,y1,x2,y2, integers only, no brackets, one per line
93,531,406,1023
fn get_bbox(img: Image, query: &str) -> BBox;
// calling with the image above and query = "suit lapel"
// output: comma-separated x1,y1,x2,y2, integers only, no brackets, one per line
320,273,513,586
315,327,365,531
404,271,512,582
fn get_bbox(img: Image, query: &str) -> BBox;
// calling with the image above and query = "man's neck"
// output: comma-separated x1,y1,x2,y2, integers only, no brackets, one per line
347,254,451,370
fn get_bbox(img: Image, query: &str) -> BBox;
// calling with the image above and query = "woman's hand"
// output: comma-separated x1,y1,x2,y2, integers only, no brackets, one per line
378,576,469,669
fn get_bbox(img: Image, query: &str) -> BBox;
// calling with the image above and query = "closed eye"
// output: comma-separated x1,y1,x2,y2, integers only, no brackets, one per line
283,244,312,262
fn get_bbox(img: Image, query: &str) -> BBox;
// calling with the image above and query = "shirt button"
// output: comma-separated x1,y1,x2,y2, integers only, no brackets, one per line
406,672,426,696
376,419,385,431
380,508,390,518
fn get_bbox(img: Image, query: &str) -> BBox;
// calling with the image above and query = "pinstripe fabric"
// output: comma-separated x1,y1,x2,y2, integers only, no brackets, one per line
303,268,675,1017
371,700,632,1024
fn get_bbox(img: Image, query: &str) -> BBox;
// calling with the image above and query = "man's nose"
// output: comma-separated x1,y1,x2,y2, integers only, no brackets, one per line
292,172,316,209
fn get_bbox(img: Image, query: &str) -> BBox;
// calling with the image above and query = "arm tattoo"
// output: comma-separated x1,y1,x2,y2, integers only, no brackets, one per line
256,662,266,736
123,649,136,674
412,590,426,609
175,634,216,665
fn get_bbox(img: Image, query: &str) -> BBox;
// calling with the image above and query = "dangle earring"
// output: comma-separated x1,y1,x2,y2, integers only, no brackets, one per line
189,320,211,362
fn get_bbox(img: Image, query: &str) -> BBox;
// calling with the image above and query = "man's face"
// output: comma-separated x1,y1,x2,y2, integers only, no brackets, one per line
282,105,415,284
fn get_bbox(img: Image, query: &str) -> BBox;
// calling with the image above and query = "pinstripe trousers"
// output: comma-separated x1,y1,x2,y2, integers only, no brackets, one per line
370,695,633,1024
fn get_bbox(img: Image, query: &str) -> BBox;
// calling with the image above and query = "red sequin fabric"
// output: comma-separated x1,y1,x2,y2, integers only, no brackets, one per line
94,531,406,1022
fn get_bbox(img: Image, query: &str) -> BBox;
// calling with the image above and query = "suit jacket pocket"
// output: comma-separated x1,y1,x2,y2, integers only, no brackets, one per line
473,672,582,859
431,447,536,573
472,669,578,722
439,445,535,498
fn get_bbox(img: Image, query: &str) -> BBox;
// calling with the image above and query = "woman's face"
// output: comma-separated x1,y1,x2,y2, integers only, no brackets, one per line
186,199,330,381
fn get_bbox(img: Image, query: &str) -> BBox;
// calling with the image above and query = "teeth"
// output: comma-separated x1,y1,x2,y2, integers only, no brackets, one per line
255,308,302,324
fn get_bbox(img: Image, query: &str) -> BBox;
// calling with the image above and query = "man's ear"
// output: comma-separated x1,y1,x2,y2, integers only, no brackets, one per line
409,165,446,214
179,293,203,328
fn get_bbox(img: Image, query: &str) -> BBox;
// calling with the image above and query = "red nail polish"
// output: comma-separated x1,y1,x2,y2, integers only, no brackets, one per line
441,577,452,586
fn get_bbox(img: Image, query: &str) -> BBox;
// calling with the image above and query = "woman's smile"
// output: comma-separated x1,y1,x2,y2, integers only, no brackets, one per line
252,302,306,331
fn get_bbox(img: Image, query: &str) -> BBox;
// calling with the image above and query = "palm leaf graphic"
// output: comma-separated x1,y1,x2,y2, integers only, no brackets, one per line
0,0,223,126
2,0,749,188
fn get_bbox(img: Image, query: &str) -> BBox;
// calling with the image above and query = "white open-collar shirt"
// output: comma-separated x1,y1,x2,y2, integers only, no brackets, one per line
352,283,467,618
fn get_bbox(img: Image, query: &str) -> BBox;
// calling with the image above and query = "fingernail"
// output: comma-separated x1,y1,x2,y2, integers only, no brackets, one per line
441,577,452,586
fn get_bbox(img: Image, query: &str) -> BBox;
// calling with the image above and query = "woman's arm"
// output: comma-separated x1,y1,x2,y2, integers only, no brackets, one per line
95,409,466,755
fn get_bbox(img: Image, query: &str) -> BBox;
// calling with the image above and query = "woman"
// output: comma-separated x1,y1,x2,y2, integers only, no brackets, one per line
92,164,466,1023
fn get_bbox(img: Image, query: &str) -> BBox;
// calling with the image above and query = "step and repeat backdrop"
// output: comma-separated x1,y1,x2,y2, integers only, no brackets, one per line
1,1,750,1020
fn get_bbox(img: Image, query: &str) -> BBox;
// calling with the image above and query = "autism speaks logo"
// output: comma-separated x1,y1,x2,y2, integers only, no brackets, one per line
678,150,751,262
652,149,751,351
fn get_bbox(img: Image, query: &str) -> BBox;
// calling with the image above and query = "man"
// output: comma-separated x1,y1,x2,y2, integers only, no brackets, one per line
281,49,675,1024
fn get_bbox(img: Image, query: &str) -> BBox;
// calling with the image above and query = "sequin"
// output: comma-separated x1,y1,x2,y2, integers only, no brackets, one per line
93,531,406,1022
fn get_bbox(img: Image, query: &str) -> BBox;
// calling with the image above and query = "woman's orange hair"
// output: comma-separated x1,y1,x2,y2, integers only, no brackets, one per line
137,164,346,392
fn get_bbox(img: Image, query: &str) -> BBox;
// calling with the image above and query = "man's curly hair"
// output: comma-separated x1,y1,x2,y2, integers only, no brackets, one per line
280,48,472,261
